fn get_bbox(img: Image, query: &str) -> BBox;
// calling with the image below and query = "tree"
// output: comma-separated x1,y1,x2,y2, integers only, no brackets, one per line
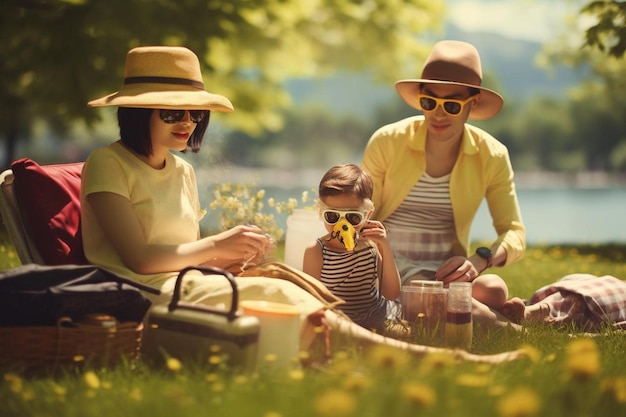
0,0,444,168
533,0,626,172
581,0,626,58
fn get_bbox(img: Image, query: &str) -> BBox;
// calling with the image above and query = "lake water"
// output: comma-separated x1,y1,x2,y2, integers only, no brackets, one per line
471,187,626,244
200,177,626,244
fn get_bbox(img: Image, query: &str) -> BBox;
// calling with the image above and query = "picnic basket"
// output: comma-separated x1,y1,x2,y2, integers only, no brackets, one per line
0,317,144,372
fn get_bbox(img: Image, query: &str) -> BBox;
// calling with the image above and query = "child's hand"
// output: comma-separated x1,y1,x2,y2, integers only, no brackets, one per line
358,220,387,243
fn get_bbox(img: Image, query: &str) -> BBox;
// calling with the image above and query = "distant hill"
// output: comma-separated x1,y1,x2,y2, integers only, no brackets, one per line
283,24,589,120
445,25,589,100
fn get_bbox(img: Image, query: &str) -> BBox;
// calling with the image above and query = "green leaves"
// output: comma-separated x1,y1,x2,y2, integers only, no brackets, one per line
582,0,626,58
1,0,442,166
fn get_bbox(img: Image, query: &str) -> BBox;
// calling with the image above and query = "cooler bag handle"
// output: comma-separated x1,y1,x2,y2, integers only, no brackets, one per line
168,266,239,321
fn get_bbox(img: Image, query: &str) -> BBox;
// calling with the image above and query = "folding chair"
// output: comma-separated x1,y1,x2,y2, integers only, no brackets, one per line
0,169,42,264
0,158,86,266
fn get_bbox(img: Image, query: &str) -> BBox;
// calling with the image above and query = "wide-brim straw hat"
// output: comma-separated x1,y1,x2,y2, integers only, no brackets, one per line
88,46,234,112
395,40,503,120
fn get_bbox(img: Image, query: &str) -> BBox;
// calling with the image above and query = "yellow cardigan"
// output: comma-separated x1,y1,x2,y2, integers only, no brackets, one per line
361,116,526,266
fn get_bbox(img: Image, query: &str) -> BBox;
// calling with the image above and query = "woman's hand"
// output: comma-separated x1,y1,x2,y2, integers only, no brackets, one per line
434,256,478,285
211,224,274,264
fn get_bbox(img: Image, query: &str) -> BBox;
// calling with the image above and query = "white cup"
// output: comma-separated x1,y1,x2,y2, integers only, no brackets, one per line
240,300,302,371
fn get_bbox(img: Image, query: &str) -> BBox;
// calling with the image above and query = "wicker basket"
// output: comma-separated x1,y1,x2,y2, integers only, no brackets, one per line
0,319,143,372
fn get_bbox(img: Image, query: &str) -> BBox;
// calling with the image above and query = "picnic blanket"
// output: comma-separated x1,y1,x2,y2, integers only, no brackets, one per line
529,273,626,331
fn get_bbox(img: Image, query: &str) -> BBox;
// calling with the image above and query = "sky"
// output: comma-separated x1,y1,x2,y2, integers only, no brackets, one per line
446,0,590,43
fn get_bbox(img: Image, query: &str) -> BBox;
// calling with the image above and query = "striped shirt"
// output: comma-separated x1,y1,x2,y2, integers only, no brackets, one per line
317,239,388,325
385,172,454,231
384,173,455,277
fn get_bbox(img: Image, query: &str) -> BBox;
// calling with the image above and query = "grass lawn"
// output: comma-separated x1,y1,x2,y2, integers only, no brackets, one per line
1,231,625,417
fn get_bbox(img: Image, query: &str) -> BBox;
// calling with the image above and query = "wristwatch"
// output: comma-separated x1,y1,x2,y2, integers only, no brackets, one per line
476,247,493,270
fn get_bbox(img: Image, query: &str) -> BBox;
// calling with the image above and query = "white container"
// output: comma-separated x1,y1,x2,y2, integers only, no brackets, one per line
284,209,327,270
240,300,302,371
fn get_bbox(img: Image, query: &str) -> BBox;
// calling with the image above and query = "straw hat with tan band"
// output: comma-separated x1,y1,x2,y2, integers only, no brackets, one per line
88,46,234,112
395,40,503,120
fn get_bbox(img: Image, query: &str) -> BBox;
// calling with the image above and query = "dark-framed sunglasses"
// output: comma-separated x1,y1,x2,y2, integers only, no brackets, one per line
159,109,208,124
322,209,367,227
417,94,476,116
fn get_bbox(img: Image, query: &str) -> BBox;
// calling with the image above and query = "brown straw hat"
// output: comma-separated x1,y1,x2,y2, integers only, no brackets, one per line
88,46,234,112
395,40,503,120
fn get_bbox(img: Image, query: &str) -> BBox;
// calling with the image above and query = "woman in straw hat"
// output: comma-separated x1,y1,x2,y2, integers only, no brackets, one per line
83,45,524,364
361,40,527,325
83,46,273,286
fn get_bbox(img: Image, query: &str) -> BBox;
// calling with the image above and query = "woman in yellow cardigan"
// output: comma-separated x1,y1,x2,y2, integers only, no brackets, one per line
362,40,526,323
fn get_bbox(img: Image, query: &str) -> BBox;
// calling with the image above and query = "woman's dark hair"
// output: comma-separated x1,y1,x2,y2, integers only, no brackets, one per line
117,107,210,156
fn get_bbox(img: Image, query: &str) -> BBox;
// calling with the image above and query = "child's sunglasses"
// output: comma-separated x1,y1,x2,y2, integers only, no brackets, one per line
159,109,208,124
322,209,366,227
417,94,476,116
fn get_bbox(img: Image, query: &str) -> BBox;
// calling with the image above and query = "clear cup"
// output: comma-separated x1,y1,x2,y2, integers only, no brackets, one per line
445,282,473,350
410,280,444,289
400,283,447,343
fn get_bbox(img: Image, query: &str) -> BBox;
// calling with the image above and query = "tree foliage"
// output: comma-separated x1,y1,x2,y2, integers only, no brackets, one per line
0,0,444,167
581,0,626,58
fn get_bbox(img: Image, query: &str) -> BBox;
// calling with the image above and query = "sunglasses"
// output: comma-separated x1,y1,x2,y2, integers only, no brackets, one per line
321,209,367,227
417,94,476,116
159,109,208,124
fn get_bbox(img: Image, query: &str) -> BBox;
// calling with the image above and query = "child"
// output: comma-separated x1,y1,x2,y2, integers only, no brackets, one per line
303,164,402,332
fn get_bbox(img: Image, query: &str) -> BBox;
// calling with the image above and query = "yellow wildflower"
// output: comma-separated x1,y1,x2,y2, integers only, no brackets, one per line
5,373,22,393
205,373,219,383
401,382,436,407
456,373,492,388
565,338,600,380
51,383,67,397
166,357,183,372
313,389,357,417
488,385,506,396
519,344,541,364
496,386,541,417
601,376,626,403
289,369,305,381
366,344,411,370
208,355,222,365
328,351,357,375
83,372,100,389
21,389,34,401
128,387,142,401
419,351,456,372
342,373,372,392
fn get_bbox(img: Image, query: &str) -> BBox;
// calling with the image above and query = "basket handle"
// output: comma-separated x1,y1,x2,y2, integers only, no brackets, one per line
168,266,239,321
